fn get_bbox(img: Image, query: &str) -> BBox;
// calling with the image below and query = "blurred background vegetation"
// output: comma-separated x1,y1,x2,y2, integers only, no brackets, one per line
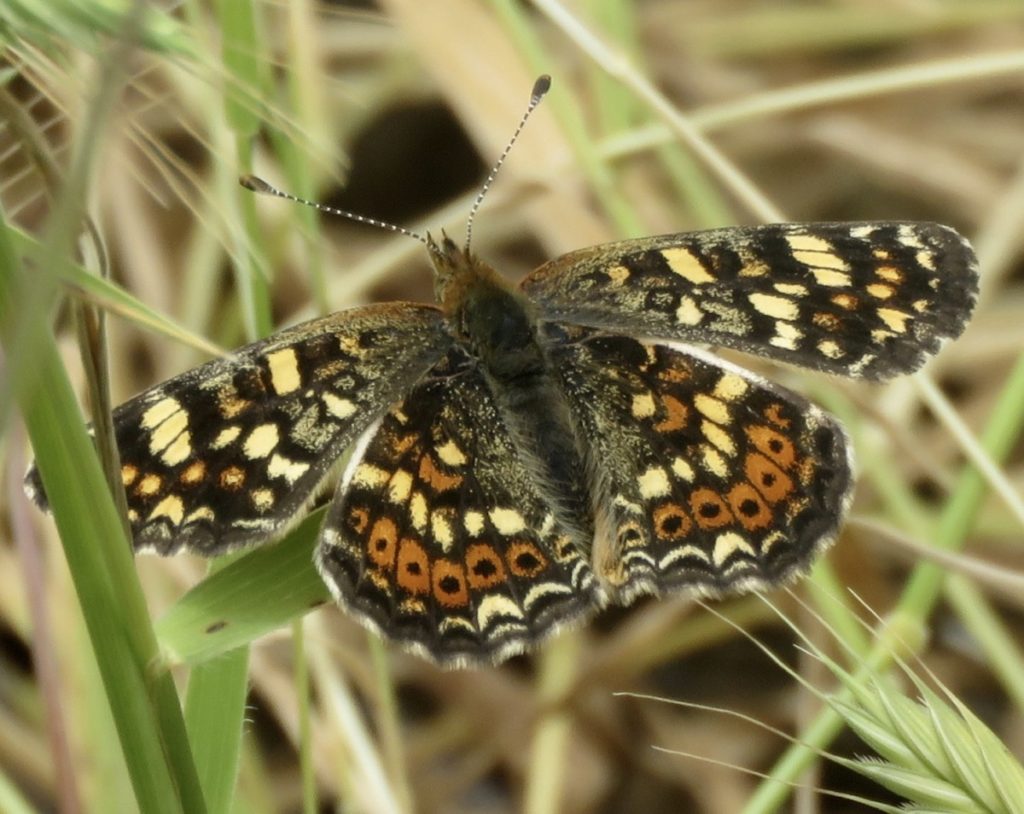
1,1,1023,812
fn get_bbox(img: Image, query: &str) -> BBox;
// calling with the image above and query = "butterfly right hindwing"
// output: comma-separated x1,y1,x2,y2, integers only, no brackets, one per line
540,323,853,605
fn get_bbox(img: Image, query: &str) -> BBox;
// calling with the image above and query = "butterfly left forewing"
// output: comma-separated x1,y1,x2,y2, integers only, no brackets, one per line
522,222,978,380
25,303,452,555
542,324,852,603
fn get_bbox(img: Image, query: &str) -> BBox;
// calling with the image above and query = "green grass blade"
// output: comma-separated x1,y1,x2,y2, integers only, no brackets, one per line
156,511,329,665
0,210,204,813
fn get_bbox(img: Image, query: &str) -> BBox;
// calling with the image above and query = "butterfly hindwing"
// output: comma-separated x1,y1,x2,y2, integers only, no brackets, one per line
543,324,852,604
315,345,601,666
521,222,978,380
25,304,452,555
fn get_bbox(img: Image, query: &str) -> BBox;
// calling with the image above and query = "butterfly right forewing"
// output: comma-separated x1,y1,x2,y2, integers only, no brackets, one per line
521,222,978,380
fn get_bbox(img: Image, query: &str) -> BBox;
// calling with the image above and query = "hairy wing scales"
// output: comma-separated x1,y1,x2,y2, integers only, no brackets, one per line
522,222,978,379
25,304,452,555
544,324,852,603
316,346,600,666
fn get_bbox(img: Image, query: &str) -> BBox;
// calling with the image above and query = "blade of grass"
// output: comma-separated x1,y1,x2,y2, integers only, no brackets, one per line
177,4,277,809
0,208,203,814
155,511,328,666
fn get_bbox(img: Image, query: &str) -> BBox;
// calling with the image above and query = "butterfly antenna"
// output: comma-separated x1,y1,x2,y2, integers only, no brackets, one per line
239,174,433,251
463,74,551,254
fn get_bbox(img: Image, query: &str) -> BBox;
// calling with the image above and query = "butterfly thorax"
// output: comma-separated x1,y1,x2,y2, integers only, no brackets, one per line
429,234,594,543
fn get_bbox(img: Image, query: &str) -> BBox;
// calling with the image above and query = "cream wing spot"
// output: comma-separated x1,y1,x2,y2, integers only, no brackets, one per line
141,397,182,430
748,293,798,321
631,393,656,419
702,421,737,456
148,408,188,455
464,510,485,536
810,267,852,287
878,308,911,333
353,463,389,489
267,453,310,485
251,488,274,511
713,532,755,566
431,511,454,550
489,508,526,535
211,426,241,450
694,393,730,425
672,457,694,481
323,392,358,420
266,348,301,395
161,432,193,466
410,492,428,533
637,466,671,499
149,495,185,525
662,246,714,284
770,321,802,351
244,423,280,459
388,470,413,503
675,296,703,326
714,373,748,401
436,439,467,466
478,596,525,627
702,445,729,479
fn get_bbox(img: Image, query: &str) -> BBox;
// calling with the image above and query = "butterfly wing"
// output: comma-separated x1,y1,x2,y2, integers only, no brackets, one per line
521,222,978,380
316,345,601,667
543,324,852,603
25,303,453,555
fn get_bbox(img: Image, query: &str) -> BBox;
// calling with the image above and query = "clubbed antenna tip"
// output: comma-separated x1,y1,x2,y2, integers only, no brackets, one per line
532,75,551,102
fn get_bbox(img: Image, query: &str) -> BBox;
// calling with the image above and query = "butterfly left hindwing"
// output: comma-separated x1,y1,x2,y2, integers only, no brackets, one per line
316,345,601,666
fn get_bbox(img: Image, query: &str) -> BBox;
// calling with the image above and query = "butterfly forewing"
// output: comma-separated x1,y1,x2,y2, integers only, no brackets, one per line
316,345,600,667
25,303,452,555
521,222,978,380
543,324,852,603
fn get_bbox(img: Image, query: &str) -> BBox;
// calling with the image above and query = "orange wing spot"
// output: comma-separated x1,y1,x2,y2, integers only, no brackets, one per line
432,559,469,608
136,474,163,497
391,432,419,456
396,539,430,595
417,454,463,492
347,506,370,535
465,543,507,590
121,464,139,487
652,502,692,540
655,395,689,432
367,517,399,571
219,466,246,491
812,312,841,331
217,388,252,419
689,488,734,530
831,293,858,310
747,425,797,468
506,540,548,578
744,453,795,504
179,461,206,486
763,402,792,429
726,483,773,531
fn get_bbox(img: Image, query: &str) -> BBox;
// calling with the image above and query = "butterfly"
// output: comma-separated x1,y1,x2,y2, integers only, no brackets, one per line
25,78,979,667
